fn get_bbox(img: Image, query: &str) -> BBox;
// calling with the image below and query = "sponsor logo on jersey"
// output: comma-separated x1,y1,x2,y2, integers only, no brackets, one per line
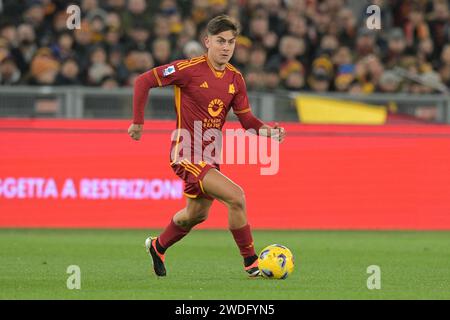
200,81,209,88
208,98,224,117
228,83,235,94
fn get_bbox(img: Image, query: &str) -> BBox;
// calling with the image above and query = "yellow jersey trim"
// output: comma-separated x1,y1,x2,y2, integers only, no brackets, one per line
226,63,242,75
198,180,206,194
180,163,200,177
178,58,206,70
234,107,251,114
184,192,198,199
176,56,205,68
205,55,226,79
153,68,162,87
180,160,201,176
170,86,182,165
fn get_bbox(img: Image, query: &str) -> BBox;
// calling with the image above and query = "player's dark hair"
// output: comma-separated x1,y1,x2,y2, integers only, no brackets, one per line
207,15,240,36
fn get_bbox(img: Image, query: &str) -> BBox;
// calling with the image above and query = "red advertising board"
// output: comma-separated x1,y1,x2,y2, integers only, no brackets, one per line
1,119,450,229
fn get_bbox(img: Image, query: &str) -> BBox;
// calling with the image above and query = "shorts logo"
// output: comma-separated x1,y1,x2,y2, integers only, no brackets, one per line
163,65,175,77
208,98,224,117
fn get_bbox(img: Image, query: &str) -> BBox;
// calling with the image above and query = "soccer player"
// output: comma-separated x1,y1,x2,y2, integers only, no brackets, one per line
128,15,286,277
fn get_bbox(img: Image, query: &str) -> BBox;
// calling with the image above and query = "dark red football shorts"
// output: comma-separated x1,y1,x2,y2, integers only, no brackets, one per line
171,159,219,200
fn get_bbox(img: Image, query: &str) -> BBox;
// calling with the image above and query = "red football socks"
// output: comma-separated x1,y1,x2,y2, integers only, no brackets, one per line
230,224,256,259
158,219,190,252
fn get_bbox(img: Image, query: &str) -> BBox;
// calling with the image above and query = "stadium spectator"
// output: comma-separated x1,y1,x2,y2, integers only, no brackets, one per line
268,35,306,78
264,66,282,91
231,36,252,71
377,70,402,93
22,1,47,37
318,34,339,58
438,44,450,87
172,18,198,59
51,32,75,61
0,22,18,48
382,28,407,69
355,28,378,59
404,3,430,50
55,58,81,86
104,26,122,51
308,68,332,92
332,46,354,68
247,44,268,72
121,0,153,34
105,0,126,13
337,7,357,48
366,54,385,86
125,21,152,52
427,0,450,56
86,45,114,85
105,11,122,31
100,75,119,88
73,21,93,69
182,40,205,60
81,0,100,15
12,23,38,75
334,64,356,92
418,71,444,93
52,10,72,34
417,37,435,65
107,46,128,84
152,38,172,67
28,48,60,85
0,38,11,66
86,12,108,44
0,56,21,85
153,14,172,40
283,65,306,91
123,50,154,86
248,9,270,43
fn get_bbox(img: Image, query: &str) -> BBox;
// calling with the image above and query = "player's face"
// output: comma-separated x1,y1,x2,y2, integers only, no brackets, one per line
205,31,236,66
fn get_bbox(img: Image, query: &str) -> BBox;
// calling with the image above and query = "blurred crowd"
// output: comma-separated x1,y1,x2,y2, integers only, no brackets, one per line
0,0,450,94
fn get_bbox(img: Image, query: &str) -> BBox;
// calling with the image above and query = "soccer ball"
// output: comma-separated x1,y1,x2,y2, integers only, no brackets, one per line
258,244,294,279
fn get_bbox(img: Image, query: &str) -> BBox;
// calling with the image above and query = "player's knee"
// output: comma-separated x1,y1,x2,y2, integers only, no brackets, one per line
187,209,209,226
227,187,246,211
194,213,208,224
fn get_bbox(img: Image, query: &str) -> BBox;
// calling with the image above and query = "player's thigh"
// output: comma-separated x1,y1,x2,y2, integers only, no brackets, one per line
186,196,213,219
201,169,245,205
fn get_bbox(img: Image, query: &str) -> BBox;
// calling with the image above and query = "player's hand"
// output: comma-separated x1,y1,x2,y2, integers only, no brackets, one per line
128,123,143,141
271,123,286,143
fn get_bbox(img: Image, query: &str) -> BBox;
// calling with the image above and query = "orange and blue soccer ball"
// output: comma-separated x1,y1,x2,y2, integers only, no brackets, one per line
258,244,294,279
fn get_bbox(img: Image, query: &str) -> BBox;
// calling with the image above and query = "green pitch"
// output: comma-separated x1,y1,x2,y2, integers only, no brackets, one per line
0,229,449,299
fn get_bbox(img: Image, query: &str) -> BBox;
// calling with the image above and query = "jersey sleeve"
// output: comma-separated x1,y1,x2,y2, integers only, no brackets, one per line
231,73,252,115
231,73,264,131
132,60,192,124
152,60,192,88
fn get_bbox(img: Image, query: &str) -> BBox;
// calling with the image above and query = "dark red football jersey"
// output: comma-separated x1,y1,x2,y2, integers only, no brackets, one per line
151,55,252,165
